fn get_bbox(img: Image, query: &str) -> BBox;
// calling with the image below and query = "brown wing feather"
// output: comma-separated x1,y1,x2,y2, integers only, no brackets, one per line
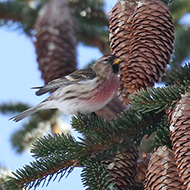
33,67,96,96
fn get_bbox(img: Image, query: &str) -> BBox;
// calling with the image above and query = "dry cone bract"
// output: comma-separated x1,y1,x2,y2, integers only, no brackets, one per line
169,93,190,189
145,146,184,190
35,0,77,84
109,0,174,104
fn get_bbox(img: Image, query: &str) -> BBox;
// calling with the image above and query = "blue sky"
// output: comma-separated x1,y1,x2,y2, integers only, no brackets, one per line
0,0,117,189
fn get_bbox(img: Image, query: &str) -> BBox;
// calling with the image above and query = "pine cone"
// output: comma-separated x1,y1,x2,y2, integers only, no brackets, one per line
169,93,190,189
109,0,174,104
145,146,184,190
34,0,77,84
105,146,138,190
136,153,150,184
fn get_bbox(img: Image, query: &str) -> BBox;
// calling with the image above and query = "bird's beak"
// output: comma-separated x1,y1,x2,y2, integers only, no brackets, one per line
113,58,120,65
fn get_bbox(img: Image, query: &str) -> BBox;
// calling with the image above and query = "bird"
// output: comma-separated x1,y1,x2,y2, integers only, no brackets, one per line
10,54,120,122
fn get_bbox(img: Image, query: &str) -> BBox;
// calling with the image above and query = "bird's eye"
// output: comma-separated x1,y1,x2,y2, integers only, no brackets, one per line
104,58,109,62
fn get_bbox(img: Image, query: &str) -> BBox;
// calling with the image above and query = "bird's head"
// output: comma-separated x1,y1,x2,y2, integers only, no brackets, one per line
92,54,120,80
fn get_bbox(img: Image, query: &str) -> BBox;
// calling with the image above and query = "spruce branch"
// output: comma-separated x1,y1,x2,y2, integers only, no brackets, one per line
0,1,39,35
31,134,86,160
0,102,30,115
169,64,190,85
81,159,116,190
4,157,79,190
69,0,106,25
4,110,164,189
72,114,123,155
72,112,135,152
170,0,190,23
152,116,172,149
72,114,113,136
4,134,84,190
130,64,190,114
69,0,109,53
0,0,109,53
11,118,44,153
129,84,190,114
173,28,190,67
10,109,58,153
0,1,25,21
72,110,164,156
112,109,164,139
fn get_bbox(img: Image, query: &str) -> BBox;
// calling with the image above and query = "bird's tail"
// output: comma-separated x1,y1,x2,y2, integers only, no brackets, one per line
10,104,43,122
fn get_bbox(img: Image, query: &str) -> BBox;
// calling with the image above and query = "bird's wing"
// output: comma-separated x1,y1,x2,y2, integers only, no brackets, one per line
33,67,96,96
66,67,96,81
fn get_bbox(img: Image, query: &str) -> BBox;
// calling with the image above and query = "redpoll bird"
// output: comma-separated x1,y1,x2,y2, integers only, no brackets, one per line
10,55,120,122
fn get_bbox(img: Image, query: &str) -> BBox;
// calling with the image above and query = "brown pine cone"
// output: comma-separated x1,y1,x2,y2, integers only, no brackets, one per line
34,0,77,84
169,93,190,189
109,0,174,104
105,146,138,190
145,146,184,190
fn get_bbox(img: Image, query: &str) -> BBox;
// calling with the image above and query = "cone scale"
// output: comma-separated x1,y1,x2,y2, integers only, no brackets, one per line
169,93,190,189
105,146,138,190
109,0,174,104
34,0,77,84
145,146,184,190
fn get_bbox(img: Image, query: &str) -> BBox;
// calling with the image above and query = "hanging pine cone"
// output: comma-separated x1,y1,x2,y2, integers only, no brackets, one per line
105,146,138,190
109,0,174,104
145,146,184,190
34,0,77,84
169,93,190,189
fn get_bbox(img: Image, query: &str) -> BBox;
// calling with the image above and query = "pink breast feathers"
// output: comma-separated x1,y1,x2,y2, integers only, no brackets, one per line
87,75,119,105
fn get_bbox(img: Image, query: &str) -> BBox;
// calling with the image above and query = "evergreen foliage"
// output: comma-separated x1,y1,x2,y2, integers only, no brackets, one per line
0,102,30,115
0,0,39,34
3,109,164,189
4,134,83,190
169,0,190,68
11,118,44,153
173,28,190,67
129,64,190,116
81,159,116,190
170,0,190,23
4,155,77,190
1,0,190,189
0,102,58,153
11,109,57,153
31,134,86,160
4,62,190,189
129,83,190,114
0,0,108,53
152,116,172,149
169,63,190,84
